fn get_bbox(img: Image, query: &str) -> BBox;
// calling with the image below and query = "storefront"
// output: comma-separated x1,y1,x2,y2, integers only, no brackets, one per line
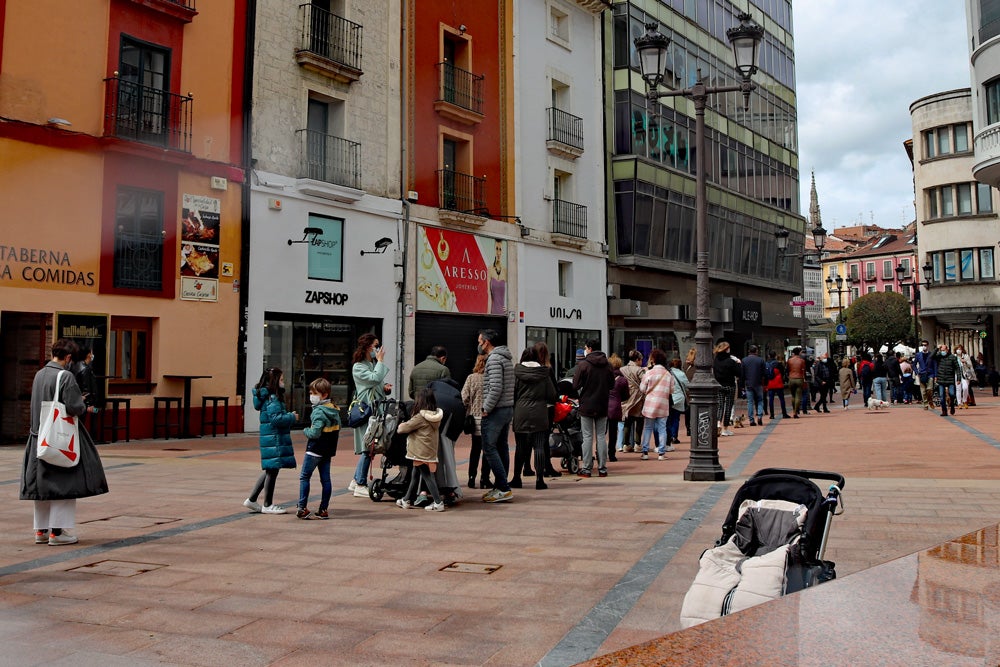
410,226,509,387
518,243,607,378
246,186,401,431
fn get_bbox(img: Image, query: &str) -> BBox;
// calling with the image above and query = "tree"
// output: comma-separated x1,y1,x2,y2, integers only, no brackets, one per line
844,291,912,351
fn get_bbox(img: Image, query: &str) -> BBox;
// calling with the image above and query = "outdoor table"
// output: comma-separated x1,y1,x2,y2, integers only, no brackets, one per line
162,374,212,438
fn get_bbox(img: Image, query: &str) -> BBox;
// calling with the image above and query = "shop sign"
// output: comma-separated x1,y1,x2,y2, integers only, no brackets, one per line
304,290,349,305
0,245,96,290
55,312,108,378
550,307,583,320
732,298,761,333
181,276,218,301
416,226,507,315
307,214,344,282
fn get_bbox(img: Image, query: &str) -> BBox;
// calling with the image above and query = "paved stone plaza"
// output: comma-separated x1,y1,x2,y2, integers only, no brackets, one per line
3,395,1000,666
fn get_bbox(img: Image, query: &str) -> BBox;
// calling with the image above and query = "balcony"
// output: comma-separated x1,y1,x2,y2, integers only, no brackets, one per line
434,62,484,125
973,124,1000,188
295,129,363,202
437,169,487,227
552,199,588,247
104,76,192,152
546,107,584,159
295,4,363,83
127,0,197,22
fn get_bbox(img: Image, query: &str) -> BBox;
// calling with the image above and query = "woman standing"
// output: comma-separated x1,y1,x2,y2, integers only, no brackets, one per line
512,345,557,489
666,358,689,446
682,347,697,436
838,358,856,410
955,345,976,408
619,350,645,452
639,349,674,460
461,354,491,489
349,333,390,498
21,339,108,545
712,342,740,437
606,354,629,462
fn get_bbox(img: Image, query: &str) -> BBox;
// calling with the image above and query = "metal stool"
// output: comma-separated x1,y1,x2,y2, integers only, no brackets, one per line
200,396,229,437
100,397,131,443
153,397,182,439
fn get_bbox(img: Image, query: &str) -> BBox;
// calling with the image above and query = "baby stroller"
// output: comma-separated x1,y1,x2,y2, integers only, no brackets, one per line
365,399,413,502
549,393,583,474
680,467,845,628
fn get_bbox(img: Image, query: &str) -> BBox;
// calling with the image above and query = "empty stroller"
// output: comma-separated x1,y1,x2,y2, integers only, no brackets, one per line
364,399,413,502
680,467,845,627
549,393,583,474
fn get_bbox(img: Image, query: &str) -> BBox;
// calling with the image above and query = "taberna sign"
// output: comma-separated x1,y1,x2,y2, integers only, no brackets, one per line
305,290,349,305
732,298,761,332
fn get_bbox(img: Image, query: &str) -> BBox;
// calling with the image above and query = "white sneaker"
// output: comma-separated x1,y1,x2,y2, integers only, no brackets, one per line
721,430,734,437
657,454,666,461
426,501,446,512
261,504,286,514
353,485,369,498
640,453,649,460
243,498,262,513
664,446,676,452
48,531,79,546
347,480,358,492
396,498,412,509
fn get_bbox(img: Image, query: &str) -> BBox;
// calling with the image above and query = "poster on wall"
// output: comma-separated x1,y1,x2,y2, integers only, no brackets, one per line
180,194,221,301
54,312,108,381
416,226,507,315
307,214,344,282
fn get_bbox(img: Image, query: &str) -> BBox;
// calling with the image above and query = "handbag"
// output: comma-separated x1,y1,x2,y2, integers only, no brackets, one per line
36,370,81,468
462,413,476,435
346,396,372,428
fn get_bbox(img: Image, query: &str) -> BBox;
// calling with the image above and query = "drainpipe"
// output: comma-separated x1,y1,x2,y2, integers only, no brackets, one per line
237,0,256,399
396,0,410,392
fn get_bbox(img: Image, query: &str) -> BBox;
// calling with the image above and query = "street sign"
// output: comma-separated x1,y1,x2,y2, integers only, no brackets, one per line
836,334,847,341
835,324,847,335
790,300,815,306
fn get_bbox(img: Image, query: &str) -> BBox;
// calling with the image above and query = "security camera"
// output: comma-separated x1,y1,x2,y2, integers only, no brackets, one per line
406,190,419,203
459,24,467,33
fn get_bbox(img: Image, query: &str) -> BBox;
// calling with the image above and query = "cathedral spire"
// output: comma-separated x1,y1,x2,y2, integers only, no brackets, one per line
809,170,822,228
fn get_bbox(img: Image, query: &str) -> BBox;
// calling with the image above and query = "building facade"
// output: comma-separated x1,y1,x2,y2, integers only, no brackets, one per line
515,0,609,377
245,0,403,429
606,0,804,361
910,87,998,361
0,0,247,442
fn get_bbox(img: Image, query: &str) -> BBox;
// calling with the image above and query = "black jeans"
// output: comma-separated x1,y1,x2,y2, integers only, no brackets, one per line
249,469,279,506
467,434,490,482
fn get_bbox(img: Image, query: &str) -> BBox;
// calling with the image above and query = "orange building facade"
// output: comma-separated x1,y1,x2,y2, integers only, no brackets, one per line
0,0,247,442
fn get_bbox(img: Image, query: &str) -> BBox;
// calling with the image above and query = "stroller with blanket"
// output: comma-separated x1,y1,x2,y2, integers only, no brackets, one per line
549,391,583,474
680,468,845,628
364,399,412,502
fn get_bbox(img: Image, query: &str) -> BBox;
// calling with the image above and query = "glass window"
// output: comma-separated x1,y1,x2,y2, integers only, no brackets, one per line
957,183,973,215
114,187,164,291
954,123,969,152
108,316,153,393
924,130,936,158
978,182,994,213
884,285,893,292
867,285,876,294
938,128,951,155
961,249,975,280
558,261,572,297
900,257,911,275
941,185,954,216
981,248,995,279
932,253,942,283
944,250,957,281
987,78,1000,126
850,263,859,281
882,259,893,279
865,262,876,280
927,188,939,218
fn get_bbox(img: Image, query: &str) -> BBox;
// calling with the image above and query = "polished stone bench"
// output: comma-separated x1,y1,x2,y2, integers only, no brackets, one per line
579,523,1000,666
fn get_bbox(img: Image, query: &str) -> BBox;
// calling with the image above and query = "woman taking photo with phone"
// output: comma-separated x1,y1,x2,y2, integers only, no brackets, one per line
348,333,391,498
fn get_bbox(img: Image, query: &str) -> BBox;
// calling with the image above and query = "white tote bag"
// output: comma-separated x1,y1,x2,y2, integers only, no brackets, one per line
36,370,81,467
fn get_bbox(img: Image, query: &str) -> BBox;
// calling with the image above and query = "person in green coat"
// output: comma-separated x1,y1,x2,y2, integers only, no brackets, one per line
348,333,391,498
244,367,298,514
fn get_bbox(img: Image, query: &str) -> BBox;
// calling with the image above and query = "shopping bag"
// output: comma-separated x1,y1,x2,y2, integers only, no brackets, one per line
36,370,80,467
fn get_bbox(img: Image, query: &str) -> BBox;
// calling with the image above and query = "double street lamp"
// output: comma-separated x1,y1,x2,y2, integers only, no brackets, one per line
634,13,764,482
826,275,852,355
895,262,934,346
775,223,828,348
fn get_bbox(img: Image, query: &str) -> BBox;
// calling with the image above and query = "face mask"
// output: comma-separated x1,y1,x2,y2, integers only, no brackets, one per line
477,344,485,355
370,349,378,359
309,394,322,406
920,346,927,352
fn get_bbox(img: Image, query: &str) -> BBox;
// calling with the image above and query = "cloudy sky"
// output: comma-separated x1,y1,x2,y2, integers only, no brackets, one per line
794,1,970,233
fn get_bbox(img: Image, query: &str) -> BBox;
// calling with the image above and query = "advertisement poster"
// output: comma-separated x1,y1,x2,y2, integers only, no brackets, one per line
416,226,507,314
307,214,344,282
181,194,221,301
54,312,108,379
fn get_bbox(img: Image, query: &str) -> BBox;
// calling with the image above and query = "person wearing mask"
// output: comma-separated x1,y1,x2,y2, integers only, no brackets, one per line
461,354,492,489
914,340,937,410
71,344,101,433
606,354,629,462
712,341,740,435
786,347,807,418
886,351,903,404
639,349,675,460
572,339,615,478
618,350,646,452
935,344,961,416
871,353,889,403
764,351,790,419
407,346,450,400
740,345,766,426
812,353,832,413
478,329,515,503
899,355,914,404
511,345,557,490
954,345,976,408
838,358,856,410
666,358,689,445
348,334,391,498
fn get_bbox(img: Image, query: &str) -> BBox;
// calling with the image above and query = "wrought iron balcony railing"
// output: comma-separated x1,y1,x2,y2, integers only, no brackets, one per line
104,77,192,152
298,129,361,190
553,199,588,238
436,62,484,115
437,169,486,214
298,3,363,72
547,107,584,151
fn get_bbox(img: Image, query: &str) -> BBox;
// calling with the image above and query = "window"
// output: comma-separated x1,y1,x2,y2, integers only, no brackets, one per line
954,123,969,152
961,249,975,280
558,261,572,297
899,258,911,278
828,265,838,279
978,182,994,213
901,283,912,299
114,187,164,291
987,78,1000,126
928,247,997,282
982,248,995,279
932,253,942,282
944,250,957,281
924,129,936,159
884,285,893,292
850,263,859,282
941,185,954,216
548,3,570,46
957,183,973,215
938,128,951,155
927,188,939,218
865,262,876,280
108,316,153,393
867,285,876,294
851,287,860,300
882,259,893,279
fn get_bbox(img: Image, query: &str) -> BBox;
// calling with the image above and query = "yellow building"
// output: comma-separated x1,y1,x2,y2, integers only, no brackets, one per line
0,0,248,441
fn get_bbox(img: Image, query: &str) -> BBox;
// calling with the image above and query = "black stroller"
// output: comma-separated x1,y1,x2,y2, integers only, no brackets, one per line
549,392,583,474
680,468,845,627
365,399,413,502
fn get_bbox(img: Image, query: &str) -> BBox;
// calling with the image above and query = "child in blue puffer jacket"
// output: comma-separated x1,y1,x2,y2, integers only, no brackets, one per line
243,367,298,514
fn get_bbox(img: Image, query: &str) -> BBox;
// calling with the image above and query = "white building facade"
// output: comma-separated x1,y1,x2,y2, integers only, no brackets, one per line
514,0,609,372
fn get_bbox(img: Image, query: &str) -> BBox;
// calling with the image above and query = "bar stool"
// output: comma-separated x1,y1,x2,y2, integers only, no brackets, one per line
200,396,229,437
154,397,182,439
100,397,131,443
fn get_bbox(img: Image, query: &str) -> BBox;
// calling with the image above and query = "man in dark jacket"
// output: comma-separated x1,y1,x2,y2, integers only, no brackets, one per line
741,345,766,425
886,352,902,404
408,346,451,399
914,340,938,410
935,344,960,416
572,339,614,477
812,353,831,413
478,329,514,503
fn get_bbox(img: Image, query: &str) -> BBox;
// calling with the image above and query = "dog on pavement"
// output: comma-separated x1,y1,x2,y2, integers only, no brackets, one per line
867,397,891,411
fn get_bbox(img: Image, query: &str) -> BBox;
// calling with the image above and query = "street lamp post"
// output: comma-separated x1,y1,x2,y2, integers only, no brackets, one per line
775,223,828,351
825,275,852,354
896,262,934,346
634,13,764,482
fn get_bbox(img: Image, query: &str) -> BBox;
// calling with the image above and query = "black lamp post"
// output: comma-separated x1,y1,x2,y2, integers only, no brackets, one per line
634,13,764,482
896,262,934,345
826,275,852,354
775,223,828,348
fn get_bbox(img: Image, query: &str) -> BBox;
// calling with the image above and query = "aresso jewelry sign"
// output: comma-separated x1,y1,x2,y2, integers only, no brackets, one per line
416,226,507,315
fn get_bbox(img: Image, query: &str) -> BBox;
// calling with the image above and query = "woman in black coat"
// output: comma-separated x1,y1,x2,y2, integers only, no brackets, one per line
512,344,557,490
21,339,108,546
712,341,740,436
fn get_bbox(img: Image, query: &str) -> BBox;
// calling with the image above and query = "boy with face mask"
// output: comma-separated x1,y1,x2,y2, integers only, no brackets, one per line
913,340,937,410
935,345,961,416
